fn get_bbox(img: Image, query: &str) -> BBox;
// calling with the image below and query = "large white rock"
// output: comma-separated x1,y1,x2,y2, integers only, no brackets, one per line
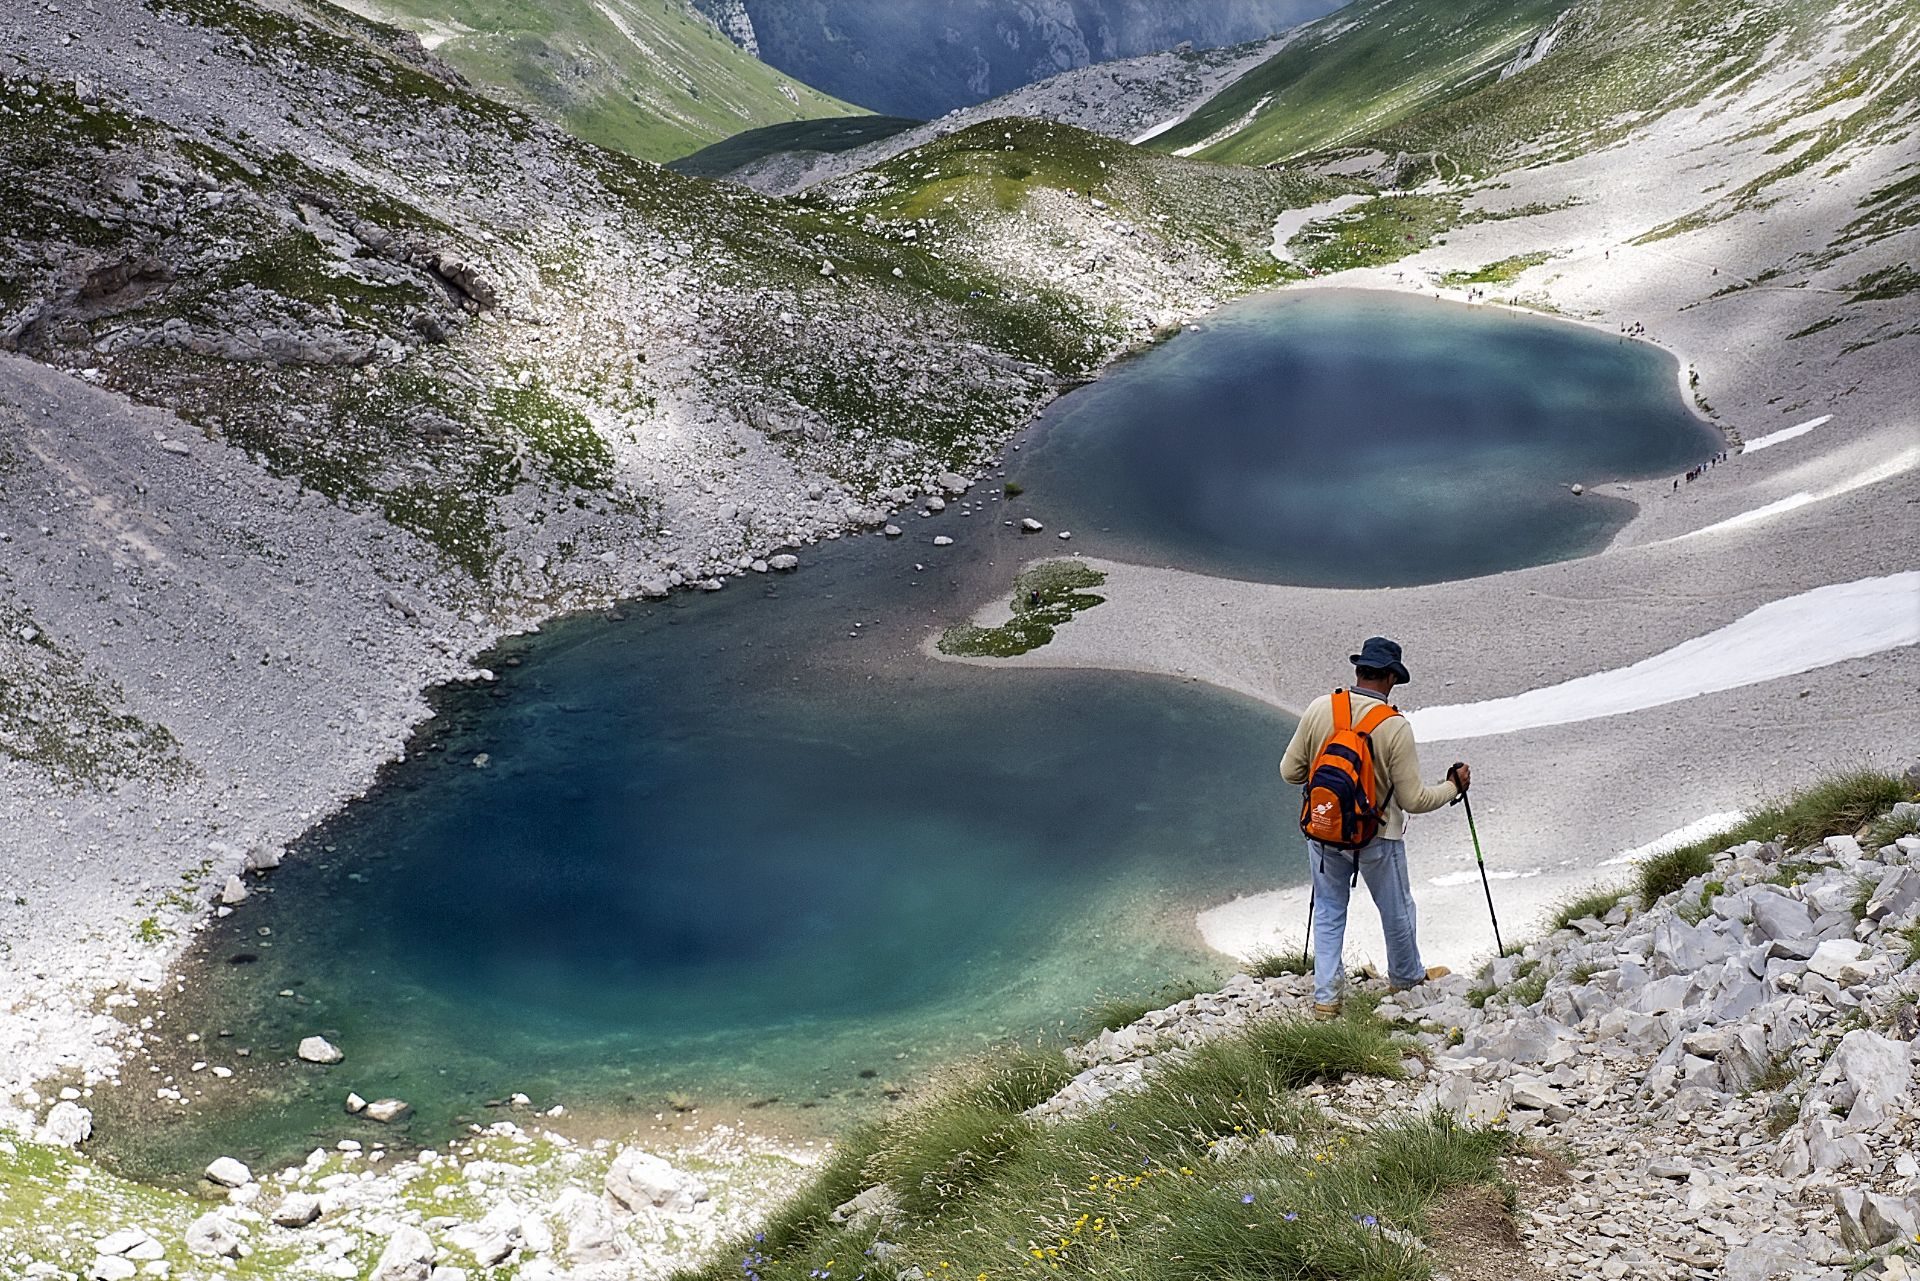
297,1035,344,1064
184,1214,244,1258
94,1229,156,1257
363,1098,412,1123
604,1147,709,1214
448,1204,521,1267
219,875,250,905
36,1101,91,1147
1749,891,1815,942
1826,1028,1913,1121
1806,940,1888,985
935,471,971,495
552,1188,622,1264
272,1192,322,1227
369,1225,435,1281
204,1156,252,1187
87,1257,136,1281
1866,866,1920,922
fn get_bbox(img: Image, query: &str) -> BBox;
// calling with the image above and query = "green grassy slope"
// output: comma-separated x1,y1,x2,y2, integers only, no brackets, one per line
667,114,922,177
1152,0,1570,165
324,0,862,162
1158,0,1918,237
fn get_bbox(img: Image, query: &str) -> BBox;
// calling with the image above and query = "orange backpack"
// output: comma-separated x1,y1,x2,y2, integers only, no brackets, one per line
1298,689,1399,849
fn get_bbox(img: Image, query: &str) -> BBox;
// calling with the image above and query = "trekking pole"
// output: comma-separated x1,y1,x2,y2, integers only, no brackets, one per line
1302,885,1314,971
1459,792,1507,958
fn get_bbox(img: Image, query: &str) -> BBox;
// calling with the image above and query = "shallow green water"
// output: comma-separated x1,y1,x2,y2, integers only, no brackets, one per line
93,291,1717,1182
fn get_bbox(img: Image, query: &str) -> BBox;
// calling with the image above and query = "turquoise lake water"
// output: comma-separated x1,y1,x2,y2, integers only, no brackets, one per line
96,291,1721,1182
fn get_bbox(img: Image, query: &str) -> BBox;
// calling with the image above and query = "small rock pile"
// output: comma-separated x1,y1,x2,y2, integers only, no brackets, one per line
1027,808,1920,1280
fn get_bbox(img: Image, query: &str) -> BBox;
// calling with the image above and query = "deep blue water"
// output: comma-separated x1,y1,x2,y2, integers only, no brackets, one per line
95,291,1719,1181
1012,290,1720,584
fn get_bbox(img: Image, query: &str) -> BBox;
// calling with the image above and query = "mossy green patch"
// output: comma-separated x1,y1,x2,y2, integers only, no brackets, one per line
938,561,1107,658
488,382,614,490
1441,250,1559,287
1289,194,1464,273
1845,263,1920,302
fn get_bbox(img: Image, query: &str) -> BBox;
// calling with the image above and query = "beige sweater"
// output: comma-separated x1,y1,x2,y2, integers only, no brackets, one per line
1280,688,1459,841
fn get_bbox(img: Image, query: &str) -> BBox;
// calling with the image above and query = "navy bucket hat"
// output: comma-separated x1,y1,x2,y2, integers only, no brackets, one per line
1350,636,1411,685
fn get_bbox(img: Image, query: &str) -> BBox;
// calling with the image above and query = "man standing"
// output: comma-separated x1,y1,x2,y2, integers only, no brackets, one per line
1280,637,1468,1016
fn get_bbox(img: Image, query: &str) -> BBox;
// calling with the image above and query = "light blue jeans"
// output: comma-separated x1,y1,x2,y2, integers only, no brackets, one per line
1308,836,1426,1005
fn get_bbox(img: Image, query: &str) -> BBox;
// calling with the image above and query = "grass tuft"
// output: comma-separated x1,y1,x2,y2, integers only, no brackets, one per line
1641,770,1907,904
1241,1012,1407,1090
1083,980,1209,1037
1637,844,1714,904
1248,951,1315,978
673,1008,1503,1281
1544,885,1630,933
1864,805,1919,852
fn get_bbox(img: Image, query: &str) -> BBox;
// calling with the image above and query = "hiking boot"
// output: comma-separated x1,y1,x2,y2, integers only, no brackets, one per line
1389,966,1452,993
1312,1002,1342,1020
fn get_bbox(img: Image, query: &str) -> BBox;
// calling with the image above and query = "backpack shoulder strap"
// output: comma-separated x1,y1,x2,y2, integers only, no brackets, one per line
1353,701,1400,736
1330,688,1353,731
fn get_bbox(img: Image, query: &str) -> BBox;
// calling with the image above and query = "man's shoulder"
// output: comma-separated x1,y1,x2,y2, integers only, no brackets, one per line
1298,691,1341,726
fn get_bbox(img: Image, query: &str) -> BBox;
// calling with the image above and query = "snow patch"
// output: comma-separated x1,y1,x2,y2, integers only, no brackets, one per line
1429,866,1544,887
1600,812,1749,867
1131,116,1182,145
1688,446,1919,537
1743,414,1831,452
1408,572,1920,742
1693,492,1818,534
1173,94,1272,157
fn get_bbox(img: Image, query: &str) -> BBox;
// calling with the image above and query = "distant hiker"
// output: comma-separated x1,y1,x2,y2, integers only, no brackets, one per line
1673,478,1680,492
1281,637,1466,1017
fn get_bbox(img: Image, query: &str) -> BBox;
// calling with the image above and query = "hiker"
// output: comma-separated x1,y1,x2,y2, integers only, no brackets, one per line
1280,637,1467,1017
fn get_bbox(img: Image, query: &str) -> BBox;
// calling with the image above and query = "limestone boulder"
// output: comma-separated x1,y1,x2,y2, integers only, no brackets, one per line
1749,892,1815,942
204,1156,252,1187
604,1147,709,1214
1823,1027,1913,1119
552,1187,622,1264
297,1035,344,1064
369,1225,435,1281
36,1101,91,1147
184,1214,244,1259
1806,939,1887,985
272,1193,322,1228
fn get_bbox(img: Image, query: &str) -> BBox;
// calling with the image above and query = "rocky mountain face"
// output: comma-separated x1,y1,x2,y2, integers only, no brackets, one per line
710,36,1296,195
695,0,759,56
710,0,1345,118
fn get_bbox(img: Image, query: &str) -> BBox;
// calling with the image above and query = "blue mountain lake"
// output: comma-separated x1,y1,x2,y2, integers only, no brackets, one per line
94,291,1720,1181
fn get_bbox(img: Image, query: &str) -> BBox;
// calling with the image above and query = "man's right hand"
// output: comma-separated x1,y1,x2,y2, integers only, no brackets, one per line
1448,762,1472,793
